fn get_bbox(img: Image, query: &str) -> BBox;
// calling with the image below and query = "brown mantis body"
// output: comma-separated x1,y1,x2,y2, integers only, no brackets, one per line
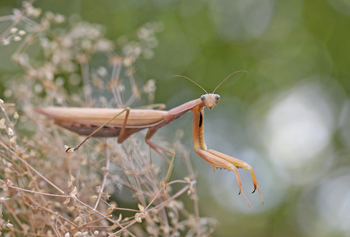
36,74,264,207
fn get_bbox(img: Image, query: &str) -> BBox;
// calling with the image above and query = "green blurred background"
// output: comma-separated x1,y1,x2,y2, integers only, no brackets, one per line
2,0,350,236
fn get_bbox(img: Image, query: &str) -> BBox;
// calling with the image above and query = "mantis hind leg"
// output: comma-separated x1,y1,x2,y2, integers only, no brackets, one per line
66,107,131,152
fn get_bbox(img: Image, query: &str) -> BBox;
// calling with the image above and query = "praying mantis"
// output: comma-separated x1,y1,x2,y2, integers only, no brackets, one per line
35,72,264,207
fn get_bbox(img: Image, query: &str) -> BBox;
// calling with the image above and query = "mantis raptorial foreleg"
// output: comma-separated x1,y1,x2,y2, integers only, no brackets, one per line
192,107,264,207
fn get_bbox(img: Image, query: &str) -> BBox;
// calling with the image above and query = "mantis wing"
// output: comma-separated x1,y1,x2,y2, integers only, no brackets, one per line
36,107,168,137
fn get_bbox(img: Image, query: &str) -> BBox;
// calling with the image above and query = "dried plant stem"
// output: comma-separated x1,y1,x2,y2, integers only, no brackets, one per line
70,195,138,237
110,59,124,107
111,180,196,236
67,152,72,184
93,144,111,210
0,141,65,194
87,160,135,190
47,218,60,236
182,151,201,236
29,198,78,227
8,186,68,197
3,202,26,232
80,62,91,102
0,18,20,39
13,32,40,64
68,215,112,233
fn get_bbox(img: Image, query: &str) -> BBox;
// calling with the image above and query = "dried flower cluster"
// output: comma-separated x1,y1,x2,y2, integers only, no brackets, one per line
0,1,215,236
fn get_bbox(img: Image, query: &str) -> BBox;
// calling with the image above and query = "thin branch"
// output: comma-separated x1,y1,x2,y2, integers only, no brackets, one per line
0,141,65,194
93,143,111,210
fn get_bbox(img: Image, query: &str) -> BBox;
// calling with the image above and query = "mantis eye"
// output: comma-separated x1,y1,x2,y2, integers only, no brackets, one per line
215,95,220,101
200,95,206,101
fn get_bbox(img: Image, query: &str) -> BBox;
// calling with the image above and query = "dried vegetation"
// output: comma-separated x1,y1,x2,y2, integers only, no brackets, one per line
0,1,215,236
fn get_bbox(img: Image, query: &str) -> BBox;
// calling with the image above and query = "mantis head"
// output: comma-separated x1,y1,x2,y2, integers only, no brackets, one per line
200,94,220,110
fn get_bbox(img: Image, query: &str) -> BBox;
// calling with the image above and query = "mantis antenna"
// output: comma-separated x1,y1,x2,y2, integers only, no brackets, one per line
173,70,248,94
212,70,248,93
172,75,208,94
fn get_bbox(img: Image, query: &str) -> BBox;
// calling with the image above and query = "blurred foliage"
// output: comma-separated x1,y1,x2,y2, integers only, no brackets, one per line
1,0,350,236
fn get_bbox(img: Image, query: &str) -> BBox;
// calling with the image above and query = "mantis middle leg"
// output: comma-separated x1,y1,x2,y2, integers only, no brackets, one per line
145,126,176,185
